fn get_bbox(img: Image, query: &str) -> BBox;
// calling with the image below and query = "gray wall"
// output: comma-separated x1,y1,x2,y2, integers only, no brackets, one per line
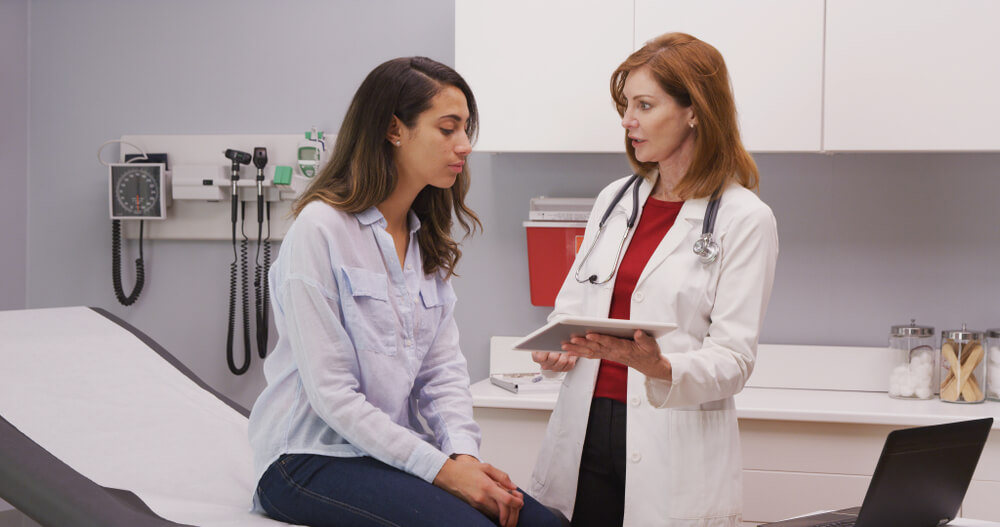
0,0,28,311
456,152,1000,360
23,0,1000,411
26,0,455,409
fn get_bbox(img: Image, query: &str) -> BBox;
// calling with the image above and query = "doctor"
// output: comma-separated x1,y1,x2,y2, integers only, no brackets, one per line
530,33,778,526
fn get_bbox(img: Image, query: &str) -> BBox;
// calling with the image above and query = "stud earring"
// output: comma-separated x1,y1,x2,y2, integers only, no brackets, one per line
395,140,401,146
689,122,695,129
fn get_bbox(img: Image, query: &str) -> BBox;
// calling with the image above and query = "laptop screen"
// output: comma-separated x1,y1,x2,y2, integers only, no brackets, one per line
855,418,993,527
760,418,993,527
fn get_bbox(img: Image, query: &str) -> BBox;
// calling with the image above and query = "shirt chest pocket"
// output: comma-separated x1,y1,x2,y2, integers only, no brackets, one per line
418,281,445,311
412,280,448,352
341,266,397,356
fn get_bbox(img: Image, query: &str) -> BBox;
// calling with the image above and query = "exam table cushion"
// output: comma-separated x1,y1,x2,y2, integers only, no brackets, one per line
0,413,193,527
0,306,296,526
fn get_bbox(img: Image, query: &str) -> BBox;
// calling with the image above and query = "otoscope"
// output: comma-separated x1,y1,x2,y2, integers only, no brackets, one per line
252,147,271,359
253,147,268,223
224,148,252,376
225,149,252,225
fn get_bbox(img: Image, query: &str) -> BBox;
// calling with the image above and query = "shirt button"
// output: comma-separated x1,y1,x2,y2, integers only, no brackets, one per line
406,264,412,270
630,452,642,463
405,339,413,347
630,397,641,407
633,291,644,302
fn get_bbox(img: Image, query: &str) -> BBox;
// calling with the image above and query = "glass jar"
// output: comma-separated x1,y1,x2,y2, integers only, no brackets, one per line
888,320,936,399
940,325,986,404
986,329,1000,401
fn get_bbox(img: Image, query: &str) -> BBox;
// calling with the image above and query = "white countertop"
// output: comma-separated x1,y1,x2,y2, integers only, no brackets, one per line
471,379,558,410
471,380,1000,428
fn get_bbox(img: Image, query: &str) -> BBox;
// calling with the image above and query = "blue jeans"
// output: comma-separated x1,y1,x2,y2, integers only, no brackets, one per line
257,454,563,527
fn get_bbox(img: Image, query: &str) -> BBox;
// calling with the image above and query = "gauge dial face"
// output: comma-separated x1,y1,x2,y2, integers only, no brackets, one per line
111,165,163,218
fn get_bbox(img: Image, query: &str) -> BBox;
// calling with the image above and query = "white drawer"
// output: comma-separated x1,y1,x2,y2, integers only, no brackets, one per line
743,470,870,523
740,420,894,475
965,480,1000,521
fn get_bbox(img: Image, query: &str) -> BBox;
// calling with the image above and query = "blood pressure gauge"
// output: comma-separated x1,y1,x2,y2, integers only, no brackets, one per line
109,163,167,220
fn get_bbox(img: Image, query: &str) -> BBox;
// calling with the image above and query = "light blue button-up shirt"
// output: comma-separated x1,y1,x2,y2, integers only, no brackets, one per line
248,201,480,509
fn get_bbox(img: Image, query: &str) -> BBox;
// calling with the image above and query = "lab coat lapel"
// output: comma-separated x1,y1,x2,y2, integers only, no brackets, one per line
634,196,707,289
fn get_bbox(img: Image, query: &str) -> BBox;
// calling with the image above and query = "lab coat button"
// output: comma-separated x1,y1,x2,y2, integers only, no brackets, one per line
630,452,642,463
629,397,640,407
633,291,644,302
405,339,413,347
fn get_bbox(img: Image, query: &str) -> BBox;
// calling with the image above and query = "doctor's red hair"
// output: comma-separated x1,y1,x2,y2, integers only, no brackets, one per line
611,32,759,199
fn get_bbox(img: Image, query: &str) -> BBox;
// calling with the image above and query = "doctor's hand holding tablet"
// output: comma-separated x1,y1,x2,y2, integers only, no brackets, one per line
517,315,676,377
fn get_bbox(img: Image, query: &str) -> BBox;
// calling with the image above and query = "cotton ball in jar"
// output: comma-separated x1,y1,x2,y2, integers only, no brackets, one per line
889,365,909,397
908,353,934,396
989,363,1000,399
889,364,919,398
913,348,935,365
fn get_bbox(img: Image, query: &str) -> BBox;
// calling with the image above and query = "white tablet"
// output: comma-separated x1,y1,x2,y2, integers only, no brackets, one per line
512,315,676,353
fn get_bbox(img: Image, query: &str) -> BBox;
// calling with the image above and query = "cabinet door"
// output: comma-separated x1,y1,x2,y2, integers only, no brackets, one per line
634,0,824,152
455,0,633,152
825,0,1000,151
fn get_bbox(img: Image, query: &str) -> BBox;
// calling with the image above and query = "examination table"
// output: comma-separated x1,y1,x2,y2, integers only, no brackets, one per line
0,306,294,527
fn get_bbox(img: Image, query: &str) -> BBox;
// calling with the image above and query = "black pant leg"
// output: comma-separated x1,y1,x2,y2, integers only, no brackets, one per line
570,398,626,527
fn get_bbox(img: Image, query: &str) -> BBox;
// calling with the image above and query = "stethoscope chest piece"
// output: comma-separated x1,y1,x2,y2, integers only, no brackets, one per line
693,187,723,265
693,233,720,264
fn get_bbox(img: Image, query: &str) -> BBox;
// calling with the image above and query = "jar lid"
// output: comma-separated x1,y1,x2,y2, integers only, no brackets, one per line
942,323,983,341
891,319,934,337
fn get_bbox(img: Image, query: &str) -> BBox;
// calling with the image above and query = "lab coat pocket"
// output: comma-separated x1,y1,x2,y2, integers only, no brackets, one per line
341,266,397,356
664,409,741,520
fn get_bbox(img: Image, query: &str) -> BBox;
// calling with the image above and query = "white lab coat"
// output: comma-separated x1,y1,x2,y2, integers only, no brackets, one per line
529,172,778,527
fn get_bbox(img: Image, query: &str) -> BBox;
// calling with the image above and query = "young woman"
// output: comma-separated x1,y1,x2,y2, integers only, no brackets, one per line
530,33,779,526
249,56,560,527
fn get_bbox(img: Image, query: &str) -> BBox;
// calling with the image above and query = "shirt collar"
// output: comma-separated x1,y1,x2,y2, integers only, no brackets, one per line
355,206,422,234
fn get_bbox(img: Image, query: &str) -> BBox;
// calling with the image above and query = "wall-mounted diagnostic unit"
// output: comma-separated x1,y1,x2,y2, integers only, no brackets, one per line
99,132,330,375
109,163,168,219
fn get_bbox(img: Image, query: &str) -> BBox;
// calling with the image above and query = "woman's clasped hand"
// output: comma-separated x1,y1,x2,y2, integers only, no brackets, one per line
435,454,525,527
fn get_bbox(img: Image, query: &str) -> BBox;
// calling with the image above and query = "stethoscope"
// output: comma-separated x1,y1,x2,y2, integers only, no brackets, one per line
574,174,722,285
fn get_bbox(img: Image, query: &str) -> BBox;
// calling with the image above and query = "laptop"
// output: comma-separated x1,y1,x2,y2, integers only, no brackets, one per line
759,417,993,527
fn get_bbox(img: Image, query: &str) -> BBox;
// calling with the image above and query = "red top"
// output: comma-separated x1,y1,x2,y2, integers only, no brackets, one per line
592,196,684,403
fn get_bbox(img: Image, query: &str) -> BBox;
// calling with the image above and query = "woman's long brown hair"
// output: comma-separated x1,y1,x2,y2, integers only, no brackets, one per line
611,32,759,198
293,57,481,278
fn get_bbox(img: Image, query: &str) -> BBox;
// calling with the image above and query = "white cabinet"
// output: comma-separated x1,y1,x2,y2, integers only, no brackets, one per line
455,0,632,152
634,0,824,152
456,1,823,153
740,420,891,524
457,1,1000,153
824,0,1000,151
965,437,1000,521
